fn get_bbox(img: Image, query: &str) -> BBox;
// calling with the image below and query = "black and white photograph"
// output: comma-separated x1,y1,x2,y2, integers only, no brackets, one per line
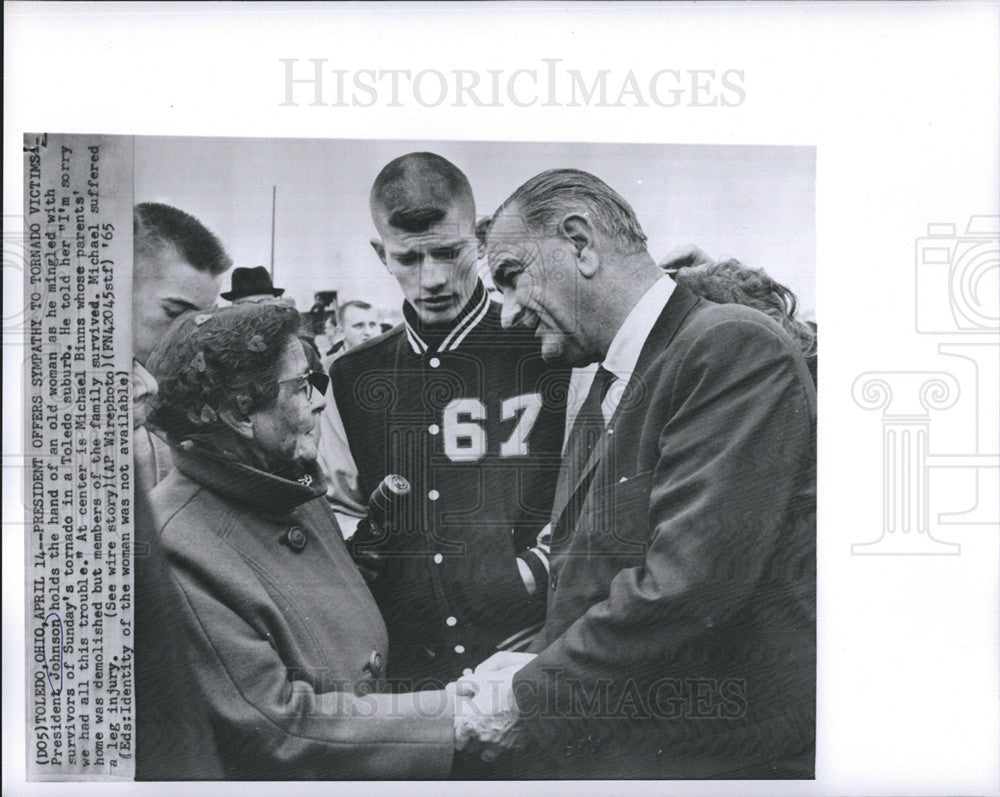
4,3,998,795
31,134,818,781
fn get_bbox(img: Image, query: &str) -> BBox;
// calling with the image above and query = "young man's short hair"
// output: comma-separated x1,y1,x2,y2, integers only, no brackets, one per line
338,299,374,320
370,152,475,233
134,202,232,275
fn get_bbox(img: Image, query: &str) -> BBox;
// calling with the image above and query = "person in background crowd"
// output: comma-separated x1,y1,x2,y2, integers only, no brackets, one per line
319,301,381,371
222,268,325,363
474,215,493,252
300,331,326,381
336,299,383,355
459,168,816,779
317,310,341,371
317,152,570,693
221,265,286,305
661,245,818,384
292,300,325,366
131,201,231,778
146,302,481,779
474,215,502,299
377,305,403,333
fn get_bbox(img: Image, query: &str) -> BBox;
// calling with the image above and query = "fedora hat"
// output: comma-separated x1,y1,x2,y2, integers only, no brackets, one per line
221,266,285,301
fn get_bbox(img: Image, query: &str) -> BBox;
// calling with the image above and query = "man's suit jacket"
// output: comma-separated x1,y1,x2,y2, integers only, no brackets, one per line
511,285,817,779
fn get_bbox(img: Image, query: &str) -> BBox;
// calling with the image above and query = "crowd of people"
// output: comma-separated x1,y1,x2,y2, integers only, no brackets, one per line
132,152,817,781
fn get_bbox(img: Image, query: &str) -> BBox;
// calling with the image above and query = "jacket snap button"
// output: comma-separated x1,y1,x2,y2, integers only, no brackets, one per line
284,526,307,552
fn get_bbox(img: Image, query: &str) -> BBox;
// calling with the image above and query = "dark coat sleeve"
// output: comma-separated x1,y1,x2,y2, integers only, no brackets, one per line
513,314,815,716
165,528,456,780
134,475,223,779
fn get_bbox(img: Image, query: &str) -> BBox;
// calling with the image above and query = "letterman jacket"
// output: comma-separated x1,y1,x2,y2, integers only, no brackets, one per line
318,281,569,684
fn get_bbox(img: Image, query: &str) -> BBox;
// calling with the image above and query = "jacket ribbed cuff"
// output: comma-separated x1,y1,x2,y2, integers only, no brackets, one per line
517,547,550,596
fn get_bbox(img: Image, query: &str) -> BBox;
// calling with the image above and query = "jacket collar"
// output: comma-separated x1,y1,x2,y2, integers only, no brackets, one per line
628,282,702,385
602,273,677,387
401,279,490,355
170,439,325,517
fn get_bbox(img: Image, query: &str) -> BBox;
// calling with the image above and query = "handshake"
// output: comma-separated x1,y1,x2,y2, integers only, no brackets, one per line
447,651,536,761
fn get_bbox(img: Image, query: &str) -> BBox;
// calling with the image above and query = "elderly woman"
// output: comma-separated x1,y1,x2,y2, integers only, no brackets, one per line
146,302,458,779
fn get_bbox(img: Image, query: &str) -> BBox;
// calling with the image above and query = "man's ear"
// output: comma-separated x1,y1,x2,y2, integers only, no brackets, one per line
474,215,491,261
558,214,599,278
219,408,254,439
370,238,387,266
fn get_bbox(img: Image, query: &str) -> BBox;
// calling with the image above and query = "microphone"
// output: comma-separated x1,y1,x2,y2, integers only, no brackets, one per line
366,473,411,528
350,474,410,584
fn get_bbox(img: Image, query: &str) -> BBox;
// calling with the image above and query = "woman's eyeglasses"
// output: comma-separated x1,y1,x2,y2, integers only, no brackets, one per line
279,370,330,400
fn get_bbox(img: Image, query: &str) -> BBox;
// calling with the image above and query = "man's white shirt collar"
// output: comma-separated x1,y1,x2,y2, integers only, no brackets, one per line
598,273,676,424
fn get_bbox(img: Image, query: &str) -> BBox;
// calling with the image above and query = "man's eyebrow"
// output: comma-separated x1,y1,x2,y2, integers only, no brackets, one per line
397,236,466,251
390,236,469,260
428,243,464,254
388,246,421,259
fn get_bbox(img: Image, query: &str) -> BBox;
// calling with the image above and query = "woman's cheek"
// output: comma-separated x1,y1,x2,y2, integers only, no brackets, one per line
294,408,320,459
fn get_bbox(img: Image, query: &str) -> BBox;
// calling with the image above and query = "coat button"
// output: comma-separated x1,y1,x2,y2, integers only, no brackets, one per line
550,572,558,590
445,616,457,626
284,526,307,552
367,650,384,676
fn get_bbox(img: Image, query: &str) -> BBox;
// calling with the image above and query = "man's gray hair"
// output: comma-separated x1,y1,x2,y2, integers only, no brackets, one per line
497,168,648,254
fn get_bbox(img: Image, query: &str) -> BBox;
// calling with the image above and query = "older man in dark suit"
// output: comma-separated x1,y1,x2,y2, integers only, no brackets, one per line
458,169,816,779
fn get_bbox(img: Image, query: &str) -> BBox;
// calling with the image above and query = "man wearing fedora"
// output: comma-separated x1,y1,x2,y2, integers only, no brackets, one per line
222,265,287,304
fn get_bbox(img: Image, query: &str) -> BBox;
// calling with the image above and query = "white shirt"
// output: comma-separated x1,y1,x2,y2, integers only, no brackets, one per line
566,274,676,430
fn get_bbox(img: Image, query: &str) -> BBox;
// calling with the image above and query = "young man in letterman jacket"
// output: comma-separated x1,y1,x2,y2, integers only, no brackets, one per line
317,152,569,687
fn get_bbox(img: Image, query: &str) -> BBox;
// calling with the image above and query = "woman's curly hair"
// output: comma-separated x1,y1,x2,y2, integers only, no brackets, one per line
147,303,301,442
674,258,817,361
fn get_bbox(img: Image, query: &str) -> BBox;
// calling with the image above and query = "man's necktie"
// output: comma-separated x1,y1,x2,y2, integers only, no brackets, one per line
554,366,617,541
572,364,616,443
564,365,616,476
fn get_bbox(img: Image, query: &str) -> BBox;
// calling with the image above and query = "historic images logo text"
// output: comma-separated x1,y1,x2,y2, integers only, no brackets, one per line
280,58,745,109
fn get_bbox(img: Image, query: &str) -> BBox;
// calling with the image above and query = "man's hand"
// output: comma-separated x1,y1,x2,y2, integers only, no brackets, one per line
450,676,483,750
474,650,536,674
452,669,528,761
658,243,714,273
